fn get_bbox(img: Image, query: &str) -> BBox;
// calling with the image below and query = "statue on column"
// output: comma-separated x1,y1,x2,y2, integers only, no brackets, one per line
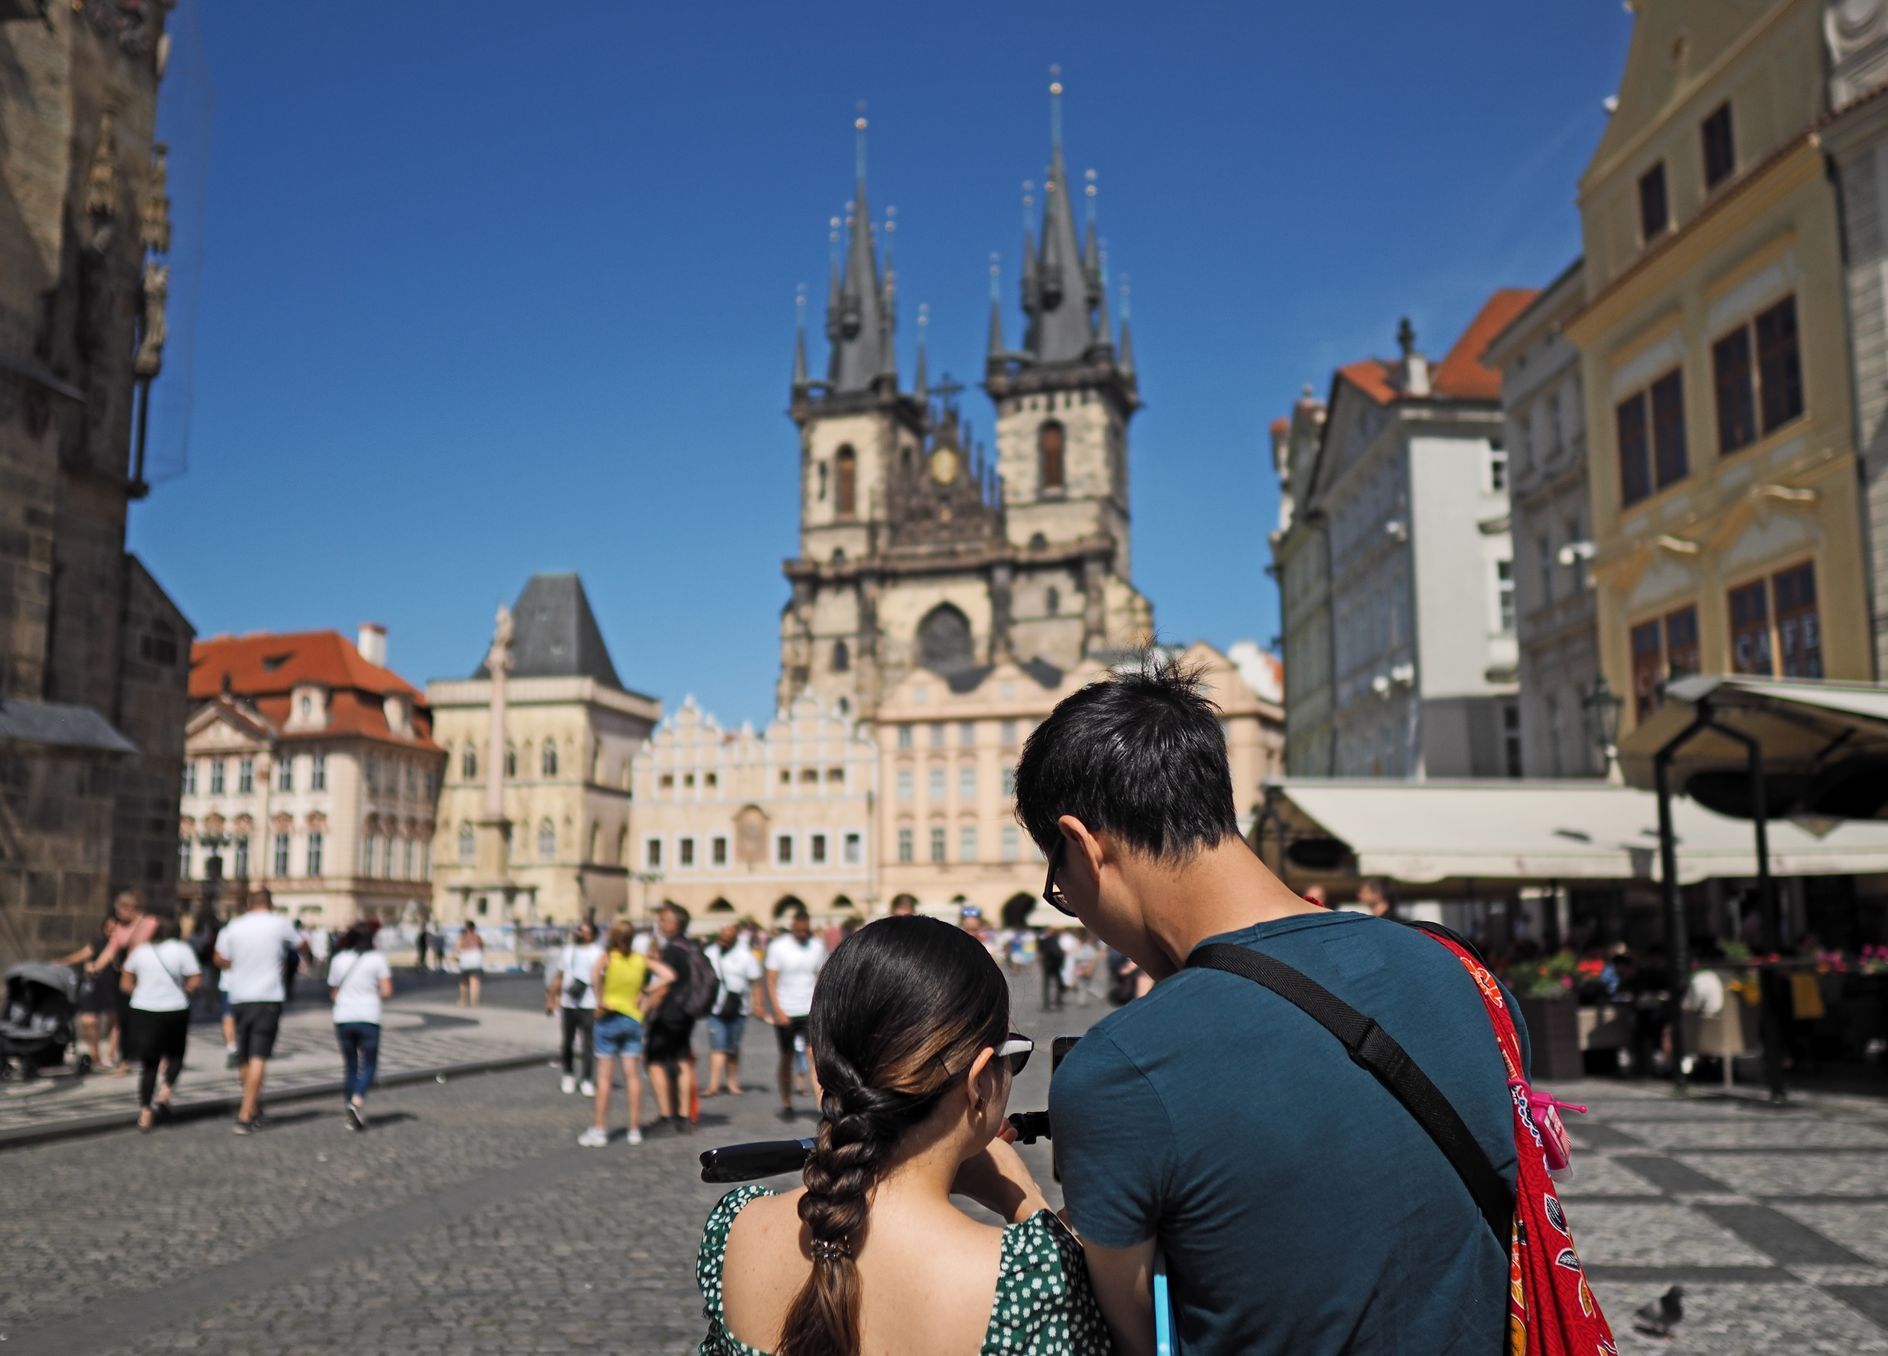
487,603,514,674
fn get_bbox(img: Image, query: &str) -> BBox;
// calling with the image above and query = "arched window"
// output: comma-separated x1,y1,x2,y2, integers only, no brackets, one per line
588,821,600,862
774,895,808,920
1038,420,1066,492
504,744,517,778
917,603,974,674
542,742,558,777
1046,586,1060,616
538,818,556,859
818,461,829,501
1028,532,1049,551
832,639,850,672
461,746,477,780
835,446,858,518
457,823,474,862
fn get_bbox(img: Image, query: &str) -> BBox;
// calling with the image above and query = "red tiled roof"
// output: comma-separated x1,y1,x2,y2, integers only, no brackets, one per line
190,631,437,751
1334,288,1541,407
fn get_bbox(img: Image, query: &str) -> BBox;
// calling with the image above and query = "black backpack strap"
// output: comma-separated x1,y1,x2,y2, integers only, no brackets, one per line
1188,942,1513,1248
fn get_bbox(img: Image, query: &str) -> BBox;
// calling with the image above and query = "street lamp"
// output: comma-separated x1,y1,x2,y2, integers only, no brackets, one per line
1583,675,1624,776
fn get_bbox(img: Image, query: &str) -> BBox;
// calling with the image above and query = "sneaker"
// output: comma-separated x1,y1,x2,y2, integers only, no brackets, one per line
675,1115,694,1136
225,1049,240,1070
777,1106,797,1122
579,1079,595,1097
560,1075,576,1095
578,1126,609,1148
232,1118,254,1136
345,1103,366,1132
626,1127,643,1146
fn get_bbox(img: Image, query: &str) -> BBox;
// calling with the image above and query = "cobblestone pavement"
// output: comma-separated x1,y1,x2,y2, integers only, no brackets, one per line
1,977,1885,1354
0,973,552,1145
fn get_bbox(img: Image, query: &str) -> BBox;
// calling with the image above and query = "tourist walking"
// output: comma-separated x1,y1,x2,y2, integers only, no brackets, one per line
579,920,674,1148
703,922,762,1097
213,888,307,1135
415,924,431,972
454,921,484,1007
283,919,306,1003
762,906,827,1120
56,913,120,1074
696,915,1110,1355
121,916,201,1131
1037,927,1064,1011
646,902,709,1135
546,921,602,1096
328,923,393,1130
87,891,155,1077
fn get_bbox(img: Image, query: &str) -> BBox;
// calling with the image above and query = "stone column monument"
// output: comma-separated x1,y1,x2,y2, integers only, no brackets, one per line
475,604,514,896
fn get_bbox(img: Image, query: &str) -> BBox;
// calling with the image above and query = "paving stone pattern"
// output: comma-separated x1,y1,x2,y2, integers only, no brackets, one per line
1,977,1885,1354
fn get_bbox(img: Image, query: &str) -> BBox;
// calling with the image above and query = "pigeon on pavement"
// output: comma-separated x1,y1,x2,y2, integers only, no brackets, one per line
1632,1286,1684,1339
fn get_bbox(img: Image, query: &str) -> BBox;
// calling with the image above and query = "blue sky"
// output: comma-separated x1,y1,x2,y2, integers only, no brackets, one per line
133,1,1632,726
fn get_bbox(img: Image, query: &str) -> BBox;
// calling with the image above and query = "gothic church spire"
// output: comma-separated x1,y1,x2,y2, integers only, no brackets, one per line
825,113,894,395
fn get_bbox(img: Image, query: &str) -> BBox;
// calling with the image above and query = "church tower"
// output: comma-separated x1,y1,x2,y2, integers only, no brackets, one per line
986,77,1148,671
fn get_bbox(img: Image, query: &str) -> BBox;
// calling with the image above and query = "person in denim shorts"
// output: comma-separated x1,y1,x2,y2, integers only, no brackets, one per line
579,919,674,1148
703,923,763,1096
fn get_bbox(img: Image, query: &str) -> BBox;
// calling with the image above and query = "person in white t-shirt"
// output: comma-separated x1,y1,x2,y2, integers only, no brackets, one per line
704,922,764,1097
213,888,308,1134
328,922,394,1131
545,921,603,1096
762,908,828,1120
121,916,201,1132
454,922,485,1008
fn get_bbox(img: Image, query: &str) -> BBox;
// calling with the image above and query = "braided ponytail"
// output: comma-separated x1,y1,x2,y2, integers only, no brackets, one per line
772,917,1009,1356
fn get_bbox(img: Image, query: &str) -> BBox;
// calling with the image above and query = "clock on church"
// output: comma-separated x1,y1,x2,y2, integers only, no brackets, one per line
928,446,960,485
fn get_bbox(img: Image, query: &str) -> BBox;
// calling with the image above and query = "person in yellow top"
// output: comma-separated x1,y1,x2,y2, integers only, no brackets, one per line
580,920,675,1148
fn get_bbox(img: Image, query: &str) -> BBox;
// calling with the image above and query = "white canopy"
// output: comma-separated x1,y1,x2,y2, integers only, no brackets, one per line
1261,778,1888,891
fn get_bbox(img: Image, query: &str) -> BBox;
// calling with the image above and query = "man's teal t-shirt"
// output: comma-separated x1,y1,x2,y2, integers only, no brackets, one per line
1051,911,1529,1355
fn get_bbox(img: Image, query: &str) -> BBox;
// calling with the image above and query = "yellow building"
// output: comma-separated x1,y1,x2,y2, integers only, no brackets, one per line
1568,0,1872,739
427,575,659,927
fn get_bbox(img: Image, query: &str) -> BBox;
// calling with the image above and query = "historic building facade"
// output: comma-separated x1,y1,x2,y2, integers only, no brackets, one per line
427,575,659,927
0,4,193,967
1567,0,1872,737
630,695,876,922
1485,262,1605,777
777,86,1153,721
180,626,444,928
1272,295,1536,780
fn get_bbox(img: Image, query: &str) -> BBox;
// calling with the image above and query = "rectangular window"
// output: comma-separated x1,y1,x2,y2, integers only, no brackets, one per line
844,832,862,865
958,721,975,748
1728,579,1772,675
645,838,662,870
958,765,977,799
306,831,324,878
811,833,827,865
1630,619,1665,721
273,832,291,877
179,838,191,880
1488,442,1507,493
929,723,945,750
1664,605,1700,680
1701,102,1735,189
1638,161,1669,241
1755,297,1803,435
1001,719,1018,747
959,825,978,862
1712,326,1757,454
1496,560,1515,633
896,725,913,750
711,835,728,866
897,768,914,801
233,837,250,879
799,767,818,784
419,840,430,880
897,828,913,864
826,767,845,785
776,834,793,865
1616,391,1651,506
209,760,226,794
1502,706,1523,779
1001,767,1016,798
1002,825,1020,862
928,767,946,800
1650,369,1688,490
182,761,197,796
237,757,254,794
929,827,947,864
366,760,377,794
1773,561,1822,678
1537,535,1555,606
276,757,294,792
679,837,695,868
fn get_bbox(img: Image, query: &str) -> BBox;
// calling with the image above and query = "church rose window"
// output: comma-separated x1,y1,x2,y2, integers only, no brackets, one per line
1039,420,1066,492
918,603,973,673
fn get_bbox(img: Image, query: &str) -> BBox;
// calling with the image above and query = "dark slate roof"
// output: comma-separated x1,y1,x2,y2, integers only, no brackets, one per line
0,697,138,755
474,574,624,689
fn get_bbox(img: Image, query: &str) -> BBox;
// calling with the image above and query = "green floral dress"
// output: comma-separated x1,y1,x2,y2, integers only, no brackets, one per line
697,1185,1114,1355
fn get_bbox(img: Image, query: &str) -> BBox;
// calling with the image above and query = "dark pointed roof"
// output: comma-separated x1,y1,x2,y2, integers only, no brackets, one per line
1022,83,1101,366
475,573,624,689
826,117,892,395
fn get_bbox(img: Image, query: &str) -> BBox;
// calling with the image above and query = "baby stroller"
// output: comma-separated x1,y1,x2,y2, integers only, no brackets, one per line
0,963,77,1080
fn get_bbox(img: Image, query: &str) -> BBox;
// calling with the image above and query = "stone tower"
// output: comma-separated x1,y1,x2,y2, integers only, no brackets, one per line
779,83,1152,720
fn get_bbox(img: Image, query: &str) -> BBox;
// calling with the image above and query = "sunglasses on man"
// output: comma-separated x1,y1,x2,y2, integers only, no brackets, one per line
1041,837,1075,917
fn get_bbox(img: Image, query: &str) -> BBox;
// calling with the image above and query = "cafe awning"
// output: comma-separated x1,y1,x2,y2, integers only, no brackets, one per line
1257,778,1888,893
1617,675,1888,819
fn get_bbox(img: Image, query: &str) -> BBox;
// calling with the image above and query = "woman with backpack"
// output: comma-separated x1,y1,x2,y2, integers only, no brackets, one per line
120,916,202,1132
328,922,394,1131
578,918,675,1148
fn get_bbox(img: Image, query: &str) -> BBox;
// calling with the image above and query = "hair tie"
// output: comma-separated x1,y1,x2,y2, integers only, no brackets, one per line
811,1237,852,1265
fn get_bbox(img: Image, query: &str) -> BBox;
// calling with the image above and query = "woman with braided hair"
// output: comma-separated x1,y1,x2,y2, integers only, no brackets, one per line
696,915,1112,1355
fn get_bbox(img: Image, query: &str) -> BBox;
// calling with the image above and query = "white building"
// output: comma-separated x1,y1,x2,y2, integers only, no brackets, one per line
1272,293,1536,779
1484,261,1604,777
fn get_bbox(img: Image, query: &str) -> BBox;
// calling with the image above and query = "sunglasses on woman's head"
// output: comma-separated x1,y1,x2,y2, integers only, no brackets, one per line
995,1034,1033,1077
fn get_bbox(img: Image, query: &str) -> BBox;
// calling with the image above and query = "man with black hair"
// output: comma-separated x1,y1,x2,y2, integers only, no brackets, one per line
646,902,701,1135
1013,656,1528,1356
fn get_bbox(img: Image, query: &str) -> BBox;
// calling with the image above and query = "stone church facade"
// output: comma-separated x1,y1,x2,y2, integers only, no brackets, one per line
777,86,1153,719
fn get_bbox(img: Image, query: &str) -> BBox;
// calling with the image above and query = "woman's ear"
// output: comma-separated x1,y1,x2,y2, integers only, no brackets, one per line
963,1045,997,1113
